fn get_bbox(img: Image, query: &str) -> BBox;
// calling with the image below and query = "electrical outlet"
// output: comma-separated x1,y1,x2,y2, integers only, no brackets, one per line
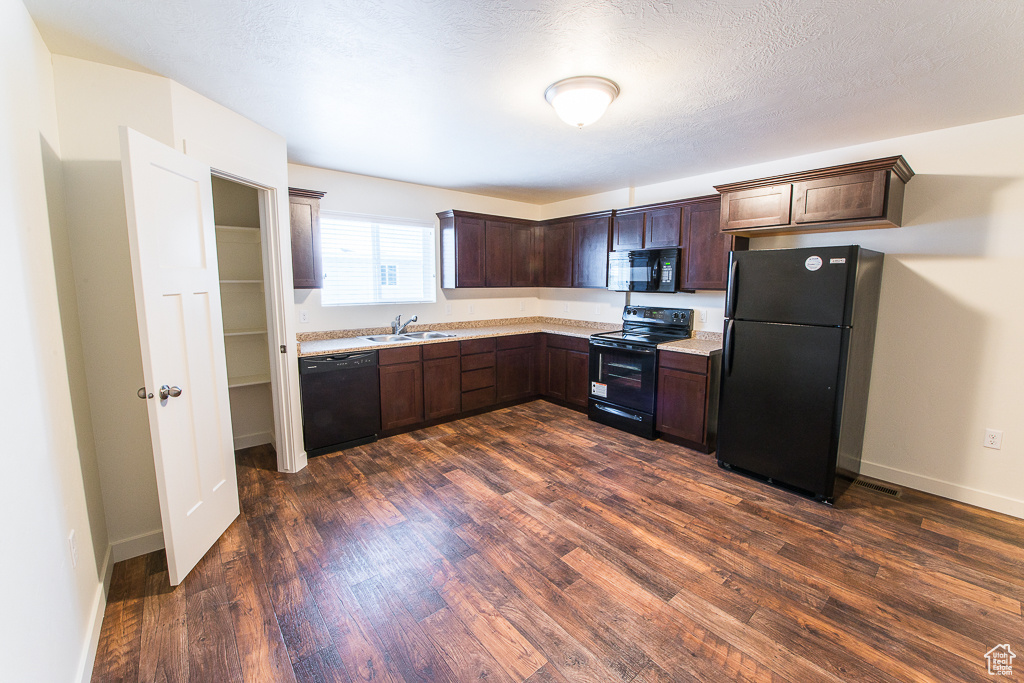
444,303,452,316
468,304,475,315
699,309,708,323
983,428,1003,450
519,300,525,312
299,310,309,324
563,302,570,313
68,530,78,568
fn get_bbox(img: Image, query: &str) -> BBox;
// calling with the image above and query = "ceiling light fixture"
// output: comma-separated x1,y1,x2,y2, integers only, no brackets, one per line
544,76,620,129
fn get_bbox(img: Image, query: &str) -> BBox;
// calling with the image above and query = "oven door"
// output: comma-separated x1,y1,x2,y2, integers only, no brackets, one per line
589,340,658,414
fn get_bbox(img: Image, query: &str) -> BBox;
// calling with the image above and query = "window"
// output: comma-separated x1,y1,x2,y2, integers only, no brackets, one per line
320,213,436,305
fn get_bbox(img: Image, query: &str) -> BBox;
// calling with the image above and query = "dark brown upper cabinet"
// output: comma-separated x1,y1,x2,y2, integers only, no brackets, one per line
716,156,914,237
681,197,748,291
438,210,485,288
511,223,541,287
571,212,612,288
611,211,644,250
289,188,325,289
542,220,573,287
440,211,538,289
484,220,513,287
612,202,683,250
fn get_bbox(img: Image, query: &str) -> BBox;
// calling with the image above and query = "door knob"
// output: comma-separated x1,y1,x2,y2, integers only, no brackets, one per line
159,385,183,400
137,387,153,399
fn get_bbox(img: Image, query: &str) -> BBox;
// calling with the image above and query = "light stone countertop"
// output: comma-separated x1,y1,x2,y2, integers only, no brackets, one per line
297,316,723,357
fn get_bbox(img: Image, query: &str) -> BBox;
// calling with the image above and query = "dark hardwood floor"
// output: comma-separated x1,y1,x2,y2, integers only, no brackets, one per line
91,400,1024,682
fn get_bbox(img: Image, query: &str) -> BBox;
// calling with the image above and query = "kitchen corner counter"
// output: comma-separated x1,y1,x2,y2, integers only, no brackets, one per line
296,316,617,357
657,330,723,357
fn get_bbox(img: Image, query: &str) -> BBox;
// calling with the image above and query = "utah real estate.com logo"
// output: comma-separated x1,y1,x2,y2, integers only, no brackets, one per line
985,644,1016,676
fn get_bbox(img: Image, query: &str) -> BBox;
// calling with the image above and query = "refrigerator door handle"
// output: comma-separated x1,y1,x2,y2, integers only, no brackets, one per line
725,259,738,318
724,319,735,376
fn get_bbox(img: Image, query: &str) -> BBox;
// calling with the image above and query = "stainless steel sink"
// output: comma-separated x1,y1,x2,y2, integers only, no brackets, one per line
361,334,413,343
401,331,456,340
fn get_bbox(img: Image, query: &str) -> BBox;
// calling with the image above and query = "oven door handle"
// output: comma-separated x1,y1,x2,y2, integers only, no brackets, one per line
590,340,657,355
593,403,643,422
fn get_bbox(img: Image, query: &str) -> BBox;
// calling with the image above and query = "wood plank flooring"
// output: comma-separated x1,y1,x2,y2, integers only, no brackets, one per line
91,400,1024,682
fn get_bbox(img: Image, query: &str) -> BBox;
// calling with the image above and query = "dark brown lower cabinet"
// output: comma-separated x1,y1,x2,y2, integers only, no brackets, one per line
423,342,460,420
496,335,535,401
461,338,497,411
565,351,589,407
655,351,721,452
542,334,589,407
379,350,424,431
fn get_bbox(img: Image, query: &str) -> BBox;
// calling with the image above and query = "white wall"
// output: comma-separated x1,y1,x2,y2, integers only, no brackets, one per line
53,55,174,559
53,55,305,558
555,115,1024,518
288,164,548,331
0,1,107,680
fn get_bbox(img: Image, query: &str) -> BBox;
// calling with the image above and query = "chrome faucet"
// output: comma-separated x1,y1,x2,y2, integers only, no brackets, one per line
391,314,418,335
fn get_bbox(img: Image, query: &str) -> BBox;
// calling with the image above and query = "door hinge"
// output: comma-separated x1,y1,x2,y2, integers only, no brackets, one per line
280,344,287,354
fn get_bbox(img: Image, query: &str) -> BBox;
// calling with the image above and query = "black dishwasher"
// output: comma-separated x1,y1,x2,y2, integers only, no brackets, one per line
299,351,381,457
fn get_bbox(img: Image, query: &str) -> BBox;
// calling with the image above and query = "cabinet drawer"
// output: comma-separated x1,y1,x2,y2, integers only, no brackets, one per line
793,170,886,224
422,341,459,359
462,367,495,392
496,333,534,350
379,345,422,365
462,386,496,411
461,351,495,371
721,184,792,232
460,337,496,355
546,333,589,353
658,351,708,374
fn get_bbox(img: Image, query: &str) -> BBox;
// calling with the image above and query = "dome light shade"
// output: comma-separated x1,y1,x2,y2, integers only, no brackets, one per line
544,76,620,128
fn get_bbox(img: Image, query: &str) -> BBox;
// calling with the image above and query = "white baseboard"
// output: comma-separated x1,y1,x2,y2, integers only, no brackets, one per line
111,529,165,563
860,461,1024,520
76,544,113,683
233,430,274,450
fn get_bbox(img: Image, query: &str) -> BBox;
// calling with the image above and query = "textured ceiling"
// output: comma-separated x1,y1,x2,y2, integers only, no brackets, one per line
24,0,1024,202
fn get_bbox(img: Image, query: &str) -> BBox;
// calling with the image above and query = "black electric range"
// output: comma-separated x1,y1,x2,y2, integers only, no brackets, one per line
588,306,693,438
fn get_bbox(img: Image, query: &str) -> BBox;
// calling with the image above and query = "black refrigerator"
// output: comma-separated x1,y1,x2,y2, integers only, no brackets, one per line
717,245,884,503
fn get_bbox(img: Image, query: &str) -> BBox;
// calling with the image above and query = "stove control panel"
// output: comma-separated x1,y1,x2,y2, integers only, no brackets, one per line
622,306,693,326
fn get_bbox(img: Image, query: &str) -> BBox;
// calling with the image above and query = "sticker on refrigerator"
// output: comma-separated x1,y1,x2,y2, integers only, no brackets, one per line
804,256,823,271
591,382,608,398
830,258,846,264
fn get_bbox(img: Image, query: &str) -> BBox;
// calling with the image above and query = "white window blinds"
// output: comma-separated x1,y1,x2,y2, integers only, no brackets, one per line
320,214,436,306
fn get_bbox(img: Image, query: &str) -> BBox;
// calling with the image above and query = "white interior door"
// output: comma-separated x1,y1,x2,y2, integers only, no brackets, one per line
120,126,239,586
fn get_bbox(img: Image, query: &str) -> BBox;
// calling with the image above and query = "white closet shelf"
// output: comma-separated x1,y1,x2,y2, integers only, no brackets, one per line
215,224,260,232
228,373,271,388
224,328,268,337
220,279,264,285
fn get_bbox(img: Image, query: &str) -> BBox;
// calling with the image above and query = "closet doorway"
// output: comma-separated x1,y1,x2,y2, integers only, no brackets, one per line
211,176,278,451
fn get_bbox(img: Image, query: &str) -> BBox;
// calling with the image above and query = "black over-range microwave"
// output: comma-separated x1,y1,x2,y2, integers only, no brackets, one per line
607,248,682,292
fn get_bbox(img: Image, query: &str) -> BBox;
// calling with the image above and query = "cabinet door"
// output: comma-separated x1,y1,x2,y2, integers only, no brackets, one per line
543,221,573,287
565,350,590,407
683,199,745,291
572,216,610,288
612,212,644,251
289,192,324,289
656,367,707,443
720,184,792,232
456,216,486,287
496,347,535,401
379,361,423,430
485,220,512,287
511,223,538,287
545,347,567,400
645,206,683,248
423,356,460,420
793,171,886,224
